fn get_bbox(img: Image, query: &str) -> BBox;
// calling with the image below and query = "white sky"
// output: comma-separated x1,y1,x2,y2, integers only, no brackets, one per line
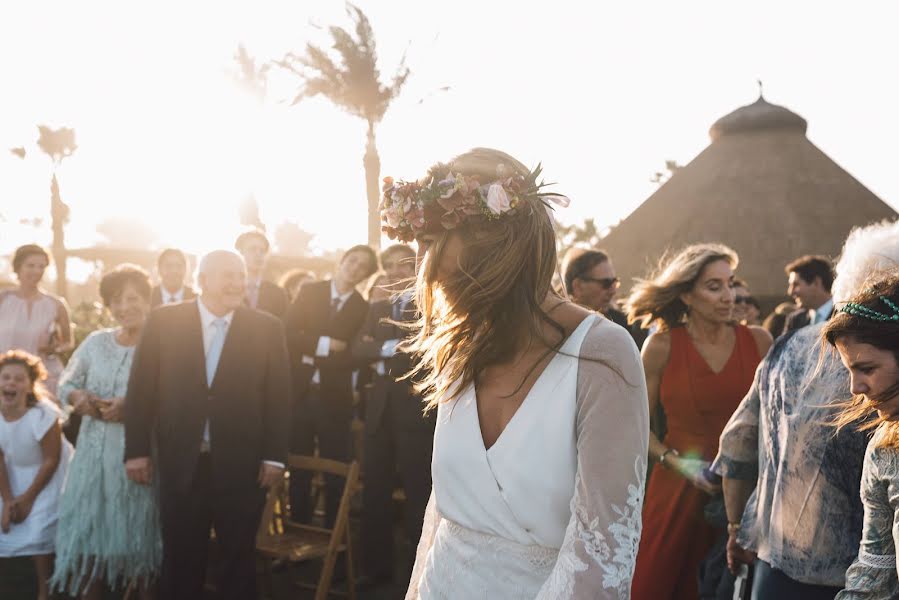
2,1,898,275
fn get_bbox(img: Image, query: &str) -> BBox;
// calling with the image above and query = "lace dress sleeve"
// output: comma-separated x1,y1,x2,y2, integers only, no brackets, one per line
836,440,899,600
536,319,649,599
405,489,440,600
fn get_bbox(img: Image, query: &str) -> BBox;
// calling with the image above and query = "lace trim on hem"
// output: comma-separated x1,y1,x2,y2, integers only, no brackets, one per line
859,550,896,569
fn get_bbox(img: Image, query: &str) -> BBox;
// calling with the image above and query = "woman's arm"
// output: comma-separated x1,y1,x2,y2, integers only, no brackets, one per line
836,444,899,600
53,296,73,353
535,322,649,599
11,419,62,523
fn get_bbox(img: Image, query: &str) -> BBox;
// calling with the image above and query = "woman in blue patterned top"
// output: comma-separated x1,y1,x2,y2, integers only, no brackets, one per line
714,219,899,599
827,269,899,600
49,265,162,599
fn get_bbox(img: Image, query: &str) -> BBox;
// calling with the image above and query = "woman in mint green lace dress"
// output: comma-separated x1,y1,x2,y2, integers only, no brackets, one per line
49,265,161,599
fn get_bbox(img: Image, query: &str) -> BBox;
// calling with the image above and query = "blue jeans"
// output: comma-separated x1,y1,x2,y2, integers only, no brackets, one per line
751,560,841,600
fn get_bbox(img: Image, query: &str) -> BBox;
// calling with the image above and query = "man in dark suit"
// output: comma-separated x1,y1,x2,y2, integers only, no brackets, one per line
150,248,197,308
285,244,377,525
353,244,434,585
782,255,835,334
561,247,647,348
125,250,290,600
235,228,289,319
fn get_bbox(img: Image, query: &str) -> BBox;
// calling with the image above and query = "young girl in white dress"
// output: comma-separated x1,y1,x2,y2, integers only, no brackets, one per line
0,350,72,600
379,148,650,599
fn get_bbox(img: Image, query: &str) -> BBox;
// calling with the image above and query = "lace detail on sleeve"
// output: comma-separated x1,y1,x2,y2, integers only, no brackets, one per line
405,489,440,600
859,551,896,569
536,319,649,599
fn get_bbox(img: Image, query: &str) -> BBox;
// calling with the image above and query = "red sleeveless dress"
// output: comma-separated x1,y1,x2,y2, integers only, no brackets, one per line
632,325,761,600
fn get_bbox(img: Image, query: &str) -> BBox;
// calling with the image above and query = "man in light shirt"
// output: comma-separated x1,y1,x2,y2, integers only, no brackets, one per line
285,244,377,525
150,248,196,307
125,250,290,600
782,255,835,334
353,244,434,587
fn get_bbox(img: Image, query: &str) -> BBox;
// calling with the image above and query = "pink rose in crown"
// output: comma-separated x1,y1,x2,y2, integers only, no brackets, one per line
486,183,512,215
385,206,402,228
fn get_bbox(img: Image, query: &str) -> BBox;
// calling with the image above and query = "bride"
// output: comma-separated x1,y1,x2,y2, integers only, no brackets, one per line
380,148,649,599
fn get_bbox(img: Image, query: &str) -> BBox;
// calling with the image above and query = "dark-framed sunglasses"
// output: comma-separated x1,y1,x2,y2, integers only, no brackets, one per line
734,295,755,305
579,276,620,290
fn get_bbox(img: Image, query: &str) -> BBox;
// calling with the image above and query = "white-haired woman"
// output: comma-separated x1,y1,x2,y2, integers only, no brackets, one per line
626,244,771,600
714,219,899,599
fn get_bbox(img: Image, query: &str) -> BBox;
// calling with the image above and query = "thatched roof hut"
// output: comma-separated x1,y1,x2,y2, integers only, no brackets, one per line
600,95,897,306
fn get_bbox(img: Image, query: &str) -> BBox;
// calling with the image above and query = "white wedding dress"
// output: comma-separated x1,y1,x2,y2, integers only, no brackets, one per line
406,315,649,599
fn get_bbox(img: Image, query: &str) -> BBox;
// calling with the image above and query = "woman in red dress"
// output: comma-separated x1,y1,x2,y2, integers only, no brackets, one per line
626,244,771,600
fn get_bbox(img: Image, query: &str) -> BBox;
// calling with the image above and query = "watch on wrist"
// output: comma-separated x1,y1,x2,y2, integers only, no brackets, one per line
659,448,679,466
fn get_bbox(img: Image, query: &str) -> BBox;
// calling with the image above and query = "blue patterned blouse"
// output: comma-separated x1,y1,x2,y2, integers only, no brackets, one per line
836,436,899,599
712,323,870,587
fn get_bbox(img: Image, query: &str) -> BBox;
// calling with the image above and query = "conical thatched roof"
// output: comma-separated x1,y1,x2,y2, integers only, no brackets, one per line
600,96,897,304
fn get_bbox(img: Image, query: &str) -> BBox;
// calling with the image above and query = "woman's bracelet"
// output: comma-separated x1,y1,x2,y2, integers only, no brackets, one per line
659,448,679,466
727,522,741,534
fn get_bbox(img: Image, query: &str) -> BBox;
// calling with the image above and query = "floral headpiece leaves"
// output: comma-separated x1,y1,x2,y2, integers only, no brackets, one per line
379,162,568,242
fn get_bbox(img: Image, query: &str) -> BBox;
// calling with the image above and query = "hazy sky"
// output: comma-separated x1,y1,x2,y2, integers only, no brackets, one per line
2,1,898,271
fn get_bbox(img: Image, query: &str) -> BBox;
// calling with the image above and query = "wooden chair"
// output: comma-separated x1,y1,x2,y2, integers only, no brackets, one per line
256,455,360,600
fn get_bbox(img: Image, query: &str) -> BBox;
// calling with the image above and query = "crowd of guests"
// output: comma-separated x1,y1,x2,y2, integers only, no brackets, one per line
1,199,899,599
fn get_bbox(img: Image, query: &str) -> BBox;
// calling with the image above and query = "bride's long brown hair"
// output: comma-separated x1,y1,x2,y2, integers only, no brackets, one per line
400,148,566,412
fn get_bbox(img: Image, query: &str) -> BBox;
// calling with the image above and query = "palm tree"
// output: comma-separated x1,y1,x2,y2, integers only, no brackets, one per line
36,125,77,298
274,3,410,248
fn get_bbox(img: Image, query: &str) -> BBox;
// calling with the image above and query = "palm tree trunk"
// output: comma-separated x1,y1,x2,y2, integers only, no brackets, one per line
363,122,381,249
50,174,68,299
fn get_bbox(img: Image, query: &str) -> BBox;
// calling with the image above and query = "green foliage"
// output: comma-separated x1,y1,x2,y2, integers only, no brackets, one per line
559,218,602,250
65,300,115,362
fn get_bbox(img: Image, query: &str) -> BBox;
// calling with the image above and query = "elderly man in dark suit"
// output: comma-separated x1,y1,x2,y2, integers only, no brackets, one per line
125,250,291,600
235,229,289,319
285,244,377,526
150,248,197,308
353,244,434,586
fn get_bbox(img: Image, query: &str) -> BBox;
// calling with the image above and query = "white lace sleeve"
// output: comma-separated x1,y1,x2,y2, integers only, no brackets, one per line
405,489,440,600
536,319,649,600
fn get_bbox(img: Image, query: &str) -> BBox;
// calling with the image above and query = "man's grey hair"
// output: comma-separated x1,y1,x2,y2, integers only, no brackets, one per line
197,250,246,278
832,219,899,303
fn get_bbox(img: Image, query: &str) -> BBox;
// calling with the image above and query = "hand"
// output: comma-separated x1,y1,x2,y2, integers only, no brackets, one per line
98,397,125,423
1,501,11,533
125,457,153,486
10,495,34,524
329,339,348,353
70,390,101,418
671,456,721,495
726,529,757,574
258,463,285,488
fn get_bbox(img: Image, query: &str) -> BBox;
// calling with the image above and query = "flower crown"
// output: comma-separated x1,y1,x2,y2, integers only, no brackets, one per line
379,163,569,242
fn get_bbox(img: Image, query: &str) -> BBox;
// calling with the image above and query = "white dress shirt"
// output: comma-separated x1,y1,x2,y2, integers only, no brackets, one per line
162,286,186,304
305,280,354,384
810,297,834,325
197,299,283,469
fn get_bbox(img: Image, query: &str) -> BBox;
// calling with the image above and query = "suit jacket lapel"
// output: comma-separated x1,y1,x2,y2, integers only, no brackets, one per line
183,301,208,390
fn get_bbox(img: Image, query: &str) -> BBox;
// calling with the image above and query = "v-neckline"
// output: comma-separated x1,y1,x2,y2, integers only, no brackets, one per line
473,314,595,452
684,325,738,376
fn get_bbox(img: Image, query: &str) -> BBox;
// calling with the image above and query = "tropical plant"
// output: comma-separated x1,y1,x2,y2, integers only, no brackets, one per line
274,3,410,248
37,125,78,298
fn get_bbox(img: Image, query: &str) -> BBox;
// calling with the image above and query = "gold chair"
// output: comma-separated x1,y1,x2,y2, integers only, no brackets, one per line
256,455,359,600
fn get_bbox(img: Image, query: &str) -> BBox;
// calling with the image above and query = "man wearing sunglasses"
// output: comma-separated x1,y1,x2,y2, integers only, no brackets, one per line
562,248,646,348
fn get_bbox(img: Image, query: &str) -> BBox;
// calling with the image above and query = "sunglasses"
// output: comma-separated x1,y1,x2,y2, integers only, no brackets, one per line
734,296,755,305
579,276,620,290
